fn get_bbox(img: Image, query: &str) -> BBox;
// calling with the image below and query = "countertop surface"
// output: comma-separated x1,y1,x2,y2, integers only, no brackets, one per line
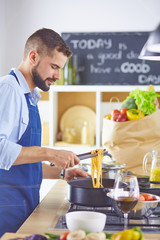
18,179,69,235
1,179,160,240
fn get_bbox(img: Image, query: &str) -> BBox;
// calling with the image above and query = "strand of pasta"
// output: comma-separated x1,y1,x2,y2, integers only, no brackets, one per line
91,149,104,188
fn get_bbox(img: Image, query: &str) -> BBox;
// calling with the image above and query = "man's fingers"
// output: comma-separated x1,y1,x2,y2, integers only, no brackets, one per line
49,150,80,169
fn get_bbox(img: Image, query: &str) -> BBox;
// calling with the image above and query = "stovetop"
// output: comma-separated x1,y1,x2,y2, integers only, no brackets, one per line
50,203,160,233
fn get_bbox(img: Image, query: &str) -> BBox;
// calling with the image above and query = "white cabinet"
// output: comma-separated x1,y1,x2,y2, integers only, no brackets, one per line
38,85,160,150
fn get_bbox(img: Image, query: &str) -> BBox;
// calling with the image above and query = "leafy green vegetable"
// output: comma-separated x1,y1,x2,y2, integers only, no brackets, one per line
121,98,137,109
44,233,60,240
123,88,160,115
105,232,113,239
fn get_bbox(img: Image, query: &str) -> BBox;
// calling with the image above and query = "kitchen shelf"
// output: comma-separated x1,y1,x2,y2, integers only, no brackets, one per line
38,85,160,151
51,85,160,92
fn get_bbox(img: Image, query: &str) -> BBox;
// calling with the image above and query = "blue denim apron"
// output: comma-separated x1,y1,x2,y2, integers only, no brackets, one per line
0,71,42,237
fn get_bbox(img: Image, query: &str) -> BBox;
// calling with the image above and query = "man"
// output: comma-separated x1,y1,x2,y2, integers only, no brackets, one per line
0,28,88,236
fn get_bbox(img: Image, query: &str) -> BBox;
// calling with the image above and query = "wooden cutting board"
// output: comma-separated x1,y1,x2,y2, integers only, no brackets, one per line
60,105,96,144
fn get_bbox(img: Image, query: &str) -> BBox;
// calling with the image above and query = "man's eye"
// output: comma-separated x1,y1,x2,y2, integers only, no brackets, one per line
51,65,57,69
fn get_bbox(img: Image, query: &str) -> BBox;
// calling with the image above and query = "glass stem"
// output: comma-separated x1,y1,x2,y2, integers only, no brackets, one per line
124,213,128,229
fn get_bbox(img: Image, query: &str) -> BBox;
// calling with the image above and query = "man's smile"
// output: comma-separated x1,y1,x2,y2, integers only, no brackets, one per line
46,78,56,85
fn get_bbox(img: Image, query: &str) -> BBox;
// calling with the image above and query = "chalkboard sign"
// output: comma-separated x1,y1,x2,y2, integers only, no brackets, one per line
62,32,160,85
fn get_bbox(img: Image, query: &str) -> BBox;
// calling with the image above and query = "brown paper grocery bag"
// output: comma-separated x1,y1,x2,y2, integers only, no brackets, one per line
102,110,160,175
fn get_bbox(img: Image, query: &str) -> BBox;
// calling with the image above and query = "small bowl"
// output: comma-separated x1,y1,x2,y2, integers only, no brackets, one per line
107,192,160,219
129,193,160,219
65,211,106,232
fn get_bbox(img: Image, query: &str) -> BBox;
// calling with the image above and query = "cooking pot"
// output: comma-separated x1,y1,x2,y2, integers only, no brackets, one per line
78,162,126,179
67,178,125,207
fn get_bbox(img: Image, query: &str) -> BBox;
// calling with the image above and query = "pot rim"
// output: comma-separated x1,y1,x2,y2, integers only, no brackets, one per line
79,163,126,170
67,178,115,190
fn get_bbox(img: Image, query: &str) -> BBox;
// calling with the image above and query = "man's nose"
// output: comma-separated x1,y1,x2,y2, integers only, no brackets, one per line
52,69,61,80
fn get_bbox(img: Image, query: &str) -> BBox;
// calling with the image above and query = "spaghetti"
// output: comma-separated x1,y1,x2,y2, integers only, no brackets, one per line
91,149,104,188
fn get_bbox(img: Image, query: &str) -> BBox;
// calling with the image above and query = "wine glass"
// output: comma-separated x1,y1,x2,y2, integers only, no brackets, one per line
111,173,139,229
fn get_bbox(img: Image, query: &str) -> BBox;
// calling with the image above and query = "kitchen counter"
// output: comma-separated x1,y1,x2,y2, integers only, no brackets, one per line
18,179,69,236
1,179,160,239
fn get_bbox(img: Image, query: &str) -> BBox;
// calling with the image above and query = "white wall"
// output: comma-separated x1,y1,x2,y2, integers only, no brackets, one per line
0,1,6,74
0,0,160,75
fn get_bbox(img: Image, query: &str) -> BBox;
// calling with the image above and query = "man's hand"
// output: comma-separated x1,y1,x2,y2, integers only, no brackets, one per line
49,149,80,169
14,147,80,169
64,167,90,181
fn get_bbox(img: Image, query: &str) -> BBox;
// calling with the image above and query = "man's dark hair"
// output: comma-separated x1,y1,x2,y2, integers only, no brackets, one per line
23,28,72,60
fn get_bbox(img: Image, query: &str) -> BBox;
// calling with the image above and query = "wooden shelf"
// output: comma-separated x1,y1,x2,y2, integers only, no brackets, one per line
38,85,160,149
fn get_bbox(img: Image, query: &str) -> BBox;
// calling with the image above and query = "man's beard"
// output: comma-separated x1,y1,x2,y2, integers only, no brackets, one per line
32,66,55,92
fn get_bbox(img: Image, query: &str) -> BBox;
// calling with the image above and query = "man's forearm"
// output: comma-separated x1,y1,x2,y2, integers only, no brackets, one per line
13,146,80,170
13,146,48,165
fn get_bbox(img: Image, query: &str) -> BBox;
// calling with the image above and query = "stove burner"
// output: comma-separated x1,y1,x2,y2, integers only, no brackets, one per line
52,203,160,233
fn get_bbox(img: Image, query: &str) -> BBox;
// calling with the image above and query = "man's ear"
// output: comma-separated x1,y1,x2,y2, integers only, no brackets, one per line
28,50,40,65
